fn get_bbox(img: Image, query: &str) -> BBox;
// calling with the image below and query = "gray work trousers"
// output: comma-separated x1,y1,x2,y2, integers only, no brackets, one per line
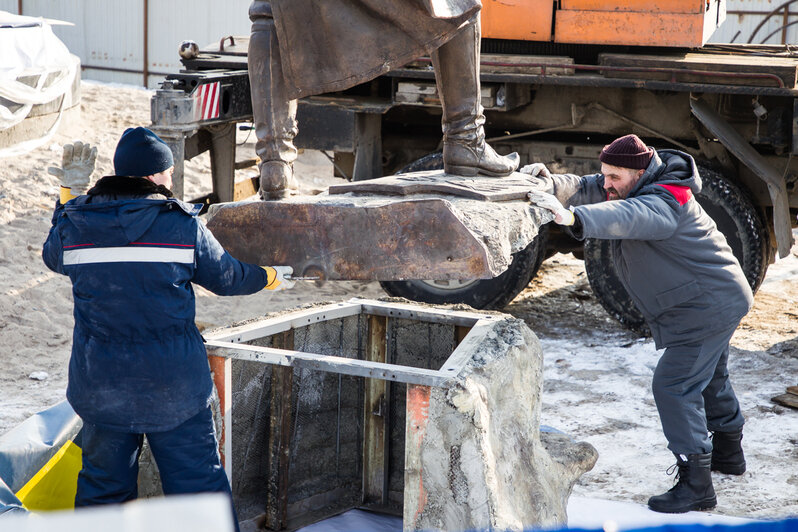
652,322,745,455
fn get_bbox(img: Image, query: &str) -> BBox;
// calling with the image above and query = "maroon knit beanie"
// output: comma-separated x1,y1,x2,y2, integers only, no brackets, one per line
599,134,653,170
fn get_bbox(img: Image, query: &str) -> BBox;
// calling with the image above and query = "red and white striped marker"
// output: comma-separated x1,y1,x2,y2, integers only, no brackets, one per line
194,81,221,121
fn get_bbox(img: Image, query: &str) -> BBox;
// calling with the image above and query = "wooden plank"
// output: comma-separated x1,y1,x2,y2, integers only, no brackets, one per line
561,0,702,13
454,325,471,348
205,340,451,387
555,11,708,47
404,384,432,528
208,355,232,482
265,331,294,531
772,393,798,409
363,315,389,505
599,52,797,88
481,54,575,76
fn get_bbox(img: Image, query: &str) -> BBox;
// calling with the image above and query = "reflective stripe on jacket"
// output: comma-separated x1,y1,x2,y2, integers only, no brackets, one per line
43,177,269,432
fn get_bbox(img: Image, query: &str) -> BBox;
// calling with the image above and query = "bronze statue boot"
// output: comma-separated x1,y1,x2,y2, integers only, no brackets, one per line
258,161,297,200
249,0,299,199
431,18,519,177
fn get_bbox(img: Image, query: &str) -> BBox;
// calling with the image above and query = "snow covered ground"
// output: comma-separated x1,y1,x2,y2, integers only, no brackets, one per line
1,81,796,527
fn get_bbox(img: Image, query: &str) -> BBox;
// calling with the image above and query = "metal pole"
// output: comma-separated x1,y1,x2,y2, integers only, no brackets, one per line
143,0,149,87
17,0,22,15
782,6,790,44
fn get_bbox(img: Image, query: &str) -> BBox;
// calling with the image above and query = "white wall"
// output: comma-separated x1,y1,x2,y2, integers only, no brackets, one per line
711,0,797,44
2,0,252,88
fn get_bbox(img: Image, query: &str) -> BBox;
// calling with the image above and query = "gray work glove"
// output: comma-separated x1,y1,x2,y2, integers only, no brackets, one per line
519,162,551,179
47,141,98,195
528,191,575,226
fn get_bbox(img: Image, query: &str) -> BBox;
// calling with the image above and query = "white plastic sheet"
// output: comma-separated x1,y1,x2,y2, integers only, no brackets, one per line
0,11,78,158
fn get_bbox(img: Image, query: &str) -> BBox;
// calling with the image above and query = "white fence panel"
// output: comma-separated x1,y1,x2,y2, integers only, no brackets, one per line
4,0,251,88
711,0,798,44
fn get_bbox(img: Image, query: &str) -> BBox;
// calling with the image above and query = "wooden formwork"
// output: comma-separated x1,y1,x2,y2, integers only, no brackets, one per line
204,299,501,530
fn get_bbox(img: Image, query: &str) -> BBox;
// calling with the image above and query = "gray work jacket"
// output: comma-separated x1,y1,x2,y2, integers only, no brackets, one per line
538,149,753,348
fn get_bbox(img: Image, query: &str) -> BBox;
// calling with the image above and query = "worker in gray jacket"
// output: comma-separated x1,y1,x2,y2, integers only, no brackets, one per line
524,134,752,514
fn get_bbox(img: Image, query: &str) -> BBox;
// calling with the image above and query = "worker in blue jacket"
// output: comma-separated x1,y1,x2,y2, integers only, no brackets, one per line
43,127,292,529
524,134,752,514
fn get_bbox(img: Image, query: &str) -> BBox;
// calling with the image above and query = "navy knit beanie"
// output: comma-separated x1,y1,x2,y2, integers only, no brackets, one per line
599,134,653,170
113,127,174,177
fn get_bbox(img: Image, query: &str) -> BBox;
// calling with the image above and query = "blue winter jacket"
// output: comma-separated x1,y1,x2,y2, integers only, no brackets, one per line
42,176,270,433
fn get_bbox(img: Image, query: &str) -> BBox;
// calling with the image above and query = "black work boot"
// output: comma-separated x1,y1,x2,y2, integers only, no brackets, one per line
711,429,746,475
648,453,717,514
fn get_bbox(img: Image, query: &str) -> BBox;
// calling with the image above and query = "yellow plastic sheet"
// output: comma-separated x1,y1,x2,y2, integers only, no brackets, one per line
15,440,81,511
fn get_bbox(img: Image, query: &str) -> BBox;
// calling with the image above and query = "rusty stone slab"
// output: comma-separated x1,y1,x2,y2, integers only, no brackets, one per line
206,197,494,280
328,170,546,201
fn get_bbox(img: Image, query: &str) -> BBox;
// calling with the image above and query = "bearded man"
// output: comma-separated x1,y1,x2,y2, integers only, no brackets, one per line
524,134,752,514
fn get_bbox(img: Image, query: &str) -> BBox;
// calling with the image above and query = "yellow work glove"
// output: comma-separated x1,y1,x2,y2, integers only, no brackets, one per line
48,141,98,204
262,266,296,291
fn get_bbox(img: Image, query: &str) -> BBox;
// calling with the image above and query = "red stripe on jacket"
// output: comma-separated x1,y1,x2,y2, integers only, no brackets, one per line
657,184,693,206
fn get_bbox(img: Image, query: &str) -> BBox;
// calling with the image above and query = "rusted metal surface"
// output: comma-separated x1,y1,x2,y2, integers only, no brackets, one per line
265,331,294,531
404,384,432,526
363,315,389,505
208,355,232,481
206,198,493,280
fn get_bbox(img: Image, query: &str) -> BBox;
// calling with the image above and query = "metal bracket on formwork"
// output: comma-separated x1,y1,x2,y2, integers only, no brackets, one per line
205,170,551,281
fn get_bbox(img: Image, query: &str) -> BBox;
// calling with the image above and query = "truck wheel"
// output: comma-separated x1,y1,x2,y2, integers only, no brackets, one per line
380,229,548,309
584,165,770,332
380,152,548,309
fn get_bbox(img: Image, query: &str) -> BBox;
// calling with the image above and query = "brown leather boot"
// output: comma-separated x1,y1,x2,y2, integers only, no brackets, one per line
431,17,519,177
248,0,298,200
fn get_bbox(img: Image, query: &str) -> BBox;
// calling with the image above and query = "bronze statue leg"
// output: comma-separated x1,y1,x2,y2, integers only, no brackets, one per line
248,0,298,200
431,17,519,177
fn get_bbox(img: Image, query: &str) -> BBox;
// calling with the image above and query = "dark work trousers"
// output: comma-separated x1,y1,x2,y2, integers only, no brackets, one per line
75,406,239,532
652,322,745,456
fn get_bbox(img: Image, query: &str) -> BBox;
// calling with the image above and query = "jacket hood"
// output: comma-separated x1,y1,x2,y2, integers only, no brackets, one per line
630,149,702,197
63,176,201,246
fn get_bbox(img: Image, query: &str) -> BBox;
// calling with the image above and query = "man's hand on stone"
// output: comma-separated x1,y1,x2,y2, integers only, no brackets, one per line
48,141,98,195
528,191,575,226
519,162,551,179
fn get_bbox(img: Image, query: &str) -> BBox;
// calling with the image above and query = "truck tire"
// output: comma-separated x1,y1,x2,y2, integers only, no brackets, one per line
380,152,548,309
380,230,548,309
584,165,771,332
